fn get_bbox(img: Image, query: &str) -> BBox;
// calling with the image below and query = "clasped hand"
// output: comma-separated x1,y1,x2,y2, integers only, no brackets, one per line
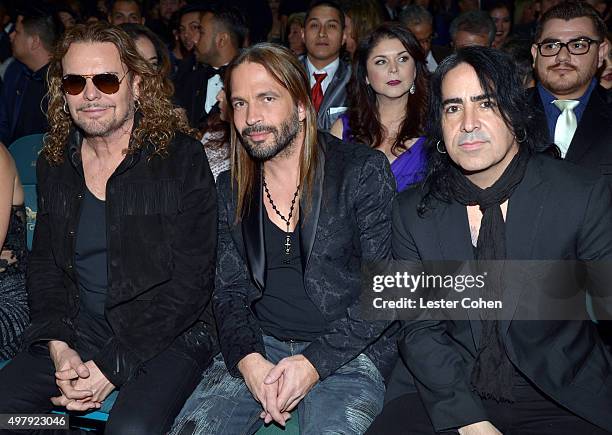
47,340,115,411
238,353,319,427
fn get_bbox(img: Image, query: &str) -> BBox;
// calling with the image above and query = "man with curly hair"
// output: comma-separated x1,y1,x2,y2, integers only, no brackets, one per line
0,22,218,434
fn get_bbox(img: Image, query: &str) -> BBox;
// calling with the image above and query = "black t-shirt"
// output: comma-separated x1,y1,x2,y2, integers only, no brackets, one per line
75,187,108,319
253,213,327,341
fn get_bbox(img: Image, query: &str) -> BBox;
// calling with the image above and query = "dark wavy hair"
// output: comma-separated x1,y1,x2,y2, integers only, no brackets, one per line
418,46,545,216
345,22,428,156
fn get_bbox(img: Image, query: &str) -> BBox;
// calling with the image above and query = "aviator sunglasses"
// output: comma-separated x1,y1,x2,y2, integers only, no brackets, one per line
61,71,129,95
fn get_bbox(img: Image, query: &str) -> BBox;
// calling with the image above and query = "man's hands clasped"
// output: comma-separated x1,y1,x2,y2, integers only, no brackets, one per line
48,340,115,411
238,352,320,427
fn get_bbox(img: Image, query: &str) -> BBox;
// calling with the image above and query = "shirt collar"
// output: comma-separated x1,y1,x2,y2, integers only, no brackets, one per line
537,78,597,107
306,56,339,79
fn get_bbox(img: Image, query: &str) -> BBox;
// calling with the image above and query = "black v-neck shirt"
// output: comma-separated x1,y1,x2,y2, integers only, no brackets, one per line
252,213,327,341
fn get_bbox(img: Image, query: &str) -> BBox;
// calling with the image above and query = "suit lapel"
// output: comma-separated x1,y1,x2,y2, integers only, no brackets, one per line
241,168,266,292
502,157,549,334
299,145,325,275
434,201,482,346
435,200,474,261
318,60,348,119
565,87,610,163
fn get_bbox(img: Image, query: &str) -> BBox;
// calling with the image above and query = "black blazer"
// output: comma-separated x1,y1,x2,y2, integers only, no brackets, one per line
213,132,399,381
386,155,612,432
528,85,612,183
23,128,218,387
173,55,221,129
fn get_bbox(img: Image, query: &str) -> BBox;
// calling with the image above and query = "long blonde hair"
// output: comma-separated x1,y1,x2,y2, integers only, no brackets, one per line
224,43,319,221
44,21,194,165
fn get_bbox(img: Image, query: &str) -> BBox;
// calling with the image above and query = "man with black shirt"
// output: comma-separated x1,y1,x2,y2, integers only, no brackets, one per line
174,5,245,130
171,43,398,435
0,22,217,434
0,6,59,147
301,0,350,131
369,47,612,435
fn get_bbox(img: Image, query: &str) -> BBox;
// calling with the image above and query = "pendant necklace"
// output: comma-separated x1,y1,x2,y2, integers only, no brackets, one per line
263,175,300,256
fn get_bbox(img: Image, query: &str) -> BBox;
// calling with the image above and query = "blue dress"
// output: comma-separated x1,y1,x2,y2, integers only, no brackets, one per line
340,114,426,192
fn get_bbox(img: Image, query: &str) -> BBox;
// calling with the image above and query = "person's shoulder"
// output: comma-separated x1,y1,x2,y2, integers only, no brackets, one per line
395,182,426,218
533,153,604,191
170,131,204,154
320,130,383,165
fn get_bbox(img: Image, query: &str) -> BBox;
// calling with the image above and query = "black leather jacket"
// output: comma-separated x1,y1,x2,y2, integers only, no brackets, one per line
22,127,218,386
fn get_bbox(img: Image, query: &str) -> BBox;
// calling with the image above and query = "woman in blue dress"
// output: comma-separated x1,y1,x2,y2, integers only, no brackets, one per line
331,22,429,192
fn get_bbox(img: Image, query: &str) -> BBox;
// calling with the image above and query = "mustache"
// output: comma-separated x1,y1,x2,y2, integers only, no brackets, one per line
458,132,490,145
77,103,114,111
548,62,577,71
241,125,277,137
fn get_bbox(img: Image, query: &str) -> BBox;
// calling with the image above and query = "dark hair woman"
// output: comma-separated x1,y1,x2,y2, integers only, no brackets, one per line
330,22,429,191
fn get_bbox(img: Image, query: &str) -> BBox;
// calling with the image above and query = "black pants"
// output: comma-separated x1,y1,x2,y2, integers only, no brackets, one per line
367,379,611,435
0,312,206,435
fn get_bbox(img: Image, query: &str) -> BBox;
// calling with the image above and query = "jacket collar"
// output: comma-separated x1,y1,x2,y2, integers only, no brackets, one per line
241,133,327,289
431,155,549,338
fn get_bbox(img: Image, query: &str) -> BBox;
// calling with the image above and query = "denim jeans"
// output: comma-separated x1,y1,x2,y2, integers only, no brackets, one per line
171,335,385,435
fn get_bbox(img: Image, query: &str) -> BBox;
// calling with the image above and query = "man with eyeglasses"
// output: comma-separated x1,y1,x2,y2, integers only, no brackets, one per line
529,0,612,357
0,22,218,434
529,1,612,183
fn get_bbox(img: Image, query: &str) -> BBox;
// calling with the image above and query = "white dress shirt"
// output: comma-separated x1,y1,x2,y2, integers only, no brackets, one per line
306,57,339,95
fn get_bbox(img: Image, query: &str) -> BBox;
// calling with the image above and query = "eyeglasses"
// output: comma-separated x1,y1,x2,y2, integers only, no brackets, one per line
535,38,602,57
61,71,129,95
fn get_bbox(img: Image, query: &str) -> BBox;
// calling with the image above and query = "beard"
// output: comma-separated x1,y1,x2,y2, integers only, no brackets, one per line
73,102,134,138
538,60,598,96
238,107,301,161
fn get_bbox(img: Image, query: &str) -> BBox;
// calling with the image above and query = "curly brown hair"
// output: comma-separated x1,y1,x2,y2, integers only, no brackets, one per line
44,21,195,165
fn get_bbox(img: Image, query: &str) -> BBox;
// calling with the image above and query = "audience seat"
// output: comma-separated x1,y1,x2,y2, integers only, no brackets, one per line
8,133,45,250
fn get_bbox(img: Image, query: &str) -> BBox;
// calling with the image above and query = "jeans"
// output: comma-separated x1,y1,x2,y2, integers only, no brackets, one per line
171,335,385,435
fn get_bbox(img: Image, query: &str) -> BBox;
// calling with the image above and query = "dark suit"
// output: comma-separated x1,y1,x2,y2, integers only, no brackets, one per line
431,44,452,65
300,56,351,131
528,85,612,183
173,55,222,130
213,132,399,381
385,155,612,432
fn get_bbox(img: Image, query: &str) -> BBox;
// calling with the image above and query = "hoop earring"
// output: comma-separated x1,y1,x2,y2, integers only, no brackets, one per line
515,127,527,143
63,100,69,114
409,83,416,94
436,140,447,154
134,99,141,111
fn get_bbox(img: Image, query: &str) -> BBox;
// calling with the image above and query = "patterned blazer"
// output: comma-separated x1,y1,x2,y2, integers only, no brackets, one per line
213,132,400,380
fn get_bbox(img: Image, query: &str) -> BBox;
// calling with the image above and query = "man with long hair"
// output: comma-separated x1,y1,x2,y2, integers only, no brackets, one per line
0,22,218,434
369,47,612,435
171,43,398,434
